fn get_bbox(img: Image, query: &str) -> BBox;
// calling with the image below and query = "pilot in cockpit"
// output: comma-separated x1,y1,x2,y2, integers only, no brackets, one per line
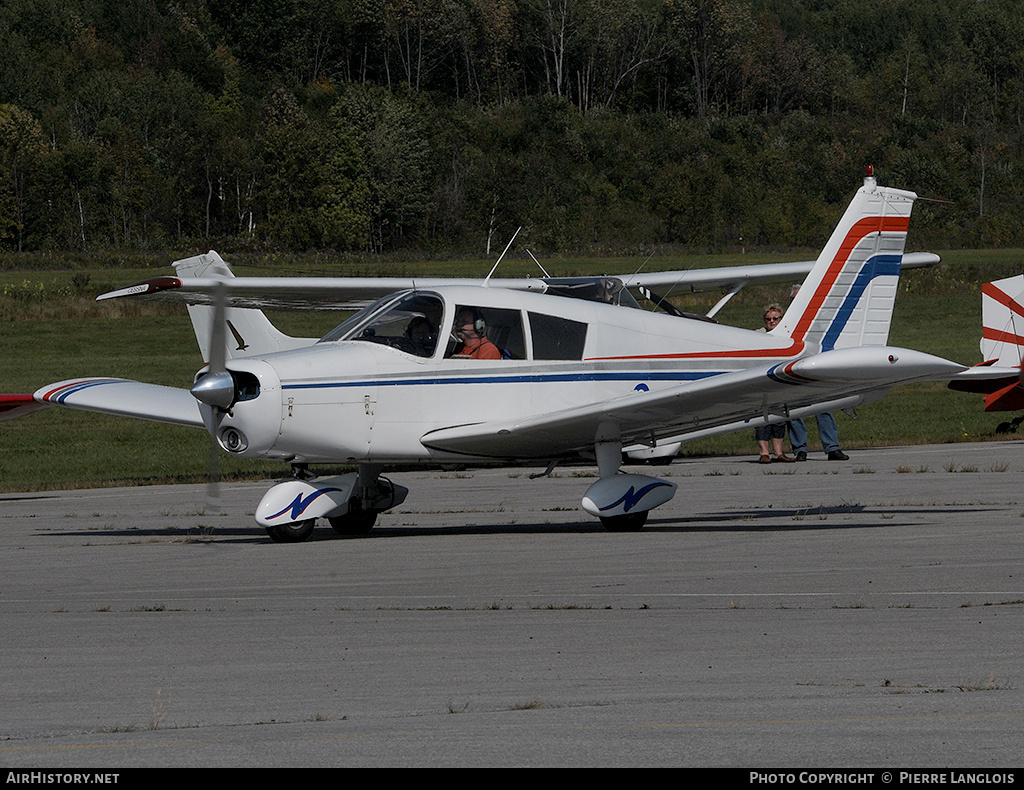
406,316,437,357
450,307,501,360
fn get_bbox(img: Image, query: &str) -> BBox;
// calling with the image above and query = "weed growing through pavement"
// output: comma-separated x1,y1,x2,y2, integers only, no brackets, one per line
150,688,169,730
955,673,1013,692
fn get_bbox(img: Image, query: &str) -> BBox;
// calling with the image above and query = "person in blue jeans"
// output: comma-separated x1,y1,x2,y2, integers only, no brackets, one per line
788,413,849,461
757,303,850,463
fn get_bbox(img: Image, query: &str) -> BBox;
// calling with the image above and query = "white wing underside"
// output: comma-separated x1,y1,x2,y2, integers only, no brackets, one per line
33,378,204,427
421,346,977,459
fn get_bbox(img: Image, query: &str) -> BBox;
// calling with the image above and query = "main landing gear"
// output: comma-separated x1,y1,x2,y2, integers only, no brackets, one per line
581,432,677,531
995,416,1023,434
328,498,378,536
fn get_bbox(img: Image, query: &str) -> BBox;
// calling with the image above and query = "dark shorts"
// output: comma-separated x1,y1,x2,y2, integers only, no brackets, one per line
754,423,785,441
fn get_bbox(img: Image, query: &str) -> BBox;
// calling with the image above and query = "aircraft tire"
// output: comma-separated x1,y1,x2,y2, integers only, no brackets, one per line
328,503,377,536
599,512,648,532
265,520,316,543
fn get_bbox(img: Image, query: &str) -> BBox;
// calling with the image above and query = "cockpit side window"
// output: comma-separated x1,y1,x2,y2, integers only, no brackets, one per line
528,312,588,360
320,292,444,358
445,306,525,360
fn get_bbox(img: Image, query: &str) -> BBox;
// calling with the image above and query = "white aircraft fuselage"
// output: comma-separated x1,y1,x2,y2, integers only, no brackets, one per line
217,284,801,466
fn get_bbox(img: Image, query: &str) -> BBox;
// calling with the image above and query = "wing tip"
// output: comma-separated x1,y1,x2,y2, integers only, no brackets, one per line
96,277,183,302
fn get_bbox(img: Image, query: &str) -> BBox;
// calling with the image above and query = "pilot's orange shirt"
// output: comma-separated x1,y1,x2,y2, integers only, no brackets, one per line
452,337,501,359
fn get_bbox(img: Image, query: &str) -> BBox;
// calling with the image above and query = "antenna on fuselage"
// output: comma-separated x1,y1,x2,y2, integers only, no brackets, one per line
622,251,656,286
485,226,522,284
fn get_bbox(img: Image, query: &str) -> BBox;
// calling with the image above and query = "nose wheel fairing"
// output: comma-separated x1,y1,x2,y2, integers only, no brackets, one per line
255,472,409,541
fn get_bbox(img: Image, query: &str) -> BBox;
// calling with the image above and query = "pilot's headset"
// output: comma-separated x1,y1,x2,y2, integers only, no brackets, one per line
472,310,486,337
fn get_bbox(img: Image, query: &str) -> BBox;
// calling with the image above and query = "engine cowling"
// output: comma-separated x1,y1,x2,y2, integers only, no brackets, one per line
207,359,283,459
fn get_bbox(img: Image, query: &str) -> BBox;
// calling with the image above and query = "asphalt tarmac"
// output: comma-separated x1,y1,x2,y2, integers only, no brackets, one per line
2,441,1023,768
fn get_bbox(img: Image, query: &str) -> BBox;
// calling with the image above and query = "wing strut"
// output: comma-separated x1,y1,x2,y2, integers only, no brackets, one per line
707,282,746,318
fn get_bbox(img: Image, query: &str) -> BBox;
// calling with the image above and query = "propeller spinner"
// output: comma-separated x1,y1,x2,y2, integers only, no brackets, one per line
190,370,236,410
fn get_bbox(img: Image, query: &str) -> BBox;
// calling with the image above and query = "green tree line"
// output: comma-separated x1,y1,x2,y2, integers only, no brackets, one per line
1,0,1023,256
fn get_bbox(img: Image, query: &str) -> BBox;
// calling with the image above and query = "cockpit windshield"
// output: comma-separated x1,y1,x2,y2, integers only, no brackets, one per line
319,291,444,358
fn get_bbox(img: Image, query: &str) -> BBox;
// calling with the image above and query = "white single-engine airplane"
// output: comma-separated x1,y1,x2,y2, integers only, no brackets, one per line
5,170,1019,541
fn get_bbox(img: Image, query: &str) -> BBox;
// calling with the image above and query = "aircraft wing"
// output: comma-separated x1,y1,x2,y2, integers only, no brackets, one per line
420,345,974,459
31,378,205,427
97,252,939,312
98,274,549,311
622,252,939,293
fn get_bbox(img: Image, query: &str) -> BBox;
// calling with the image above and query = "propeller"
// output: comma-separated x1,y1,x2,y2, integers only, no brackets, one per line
190,279,230,518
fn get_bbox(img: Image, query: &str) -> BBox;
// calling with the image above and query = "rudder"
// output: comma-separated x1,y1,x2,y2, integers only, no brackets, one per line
981,274,1024,367
774,170,917,352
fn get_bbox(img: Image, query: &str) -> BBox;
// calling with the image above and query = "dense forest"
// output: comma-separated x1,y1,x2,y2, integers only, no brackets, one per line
2,0,1024,257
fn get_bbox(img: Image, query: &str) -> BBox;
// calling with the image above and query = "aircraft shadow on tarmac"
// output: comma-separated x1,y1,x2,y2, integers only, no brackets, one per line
648,504,1006,532
38,502,1006,544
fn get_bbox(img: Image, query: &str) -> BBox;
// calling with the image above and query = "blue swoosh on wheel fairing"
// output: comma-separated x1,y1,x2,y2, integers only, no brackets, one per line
599,481,673,513
268,488,343,521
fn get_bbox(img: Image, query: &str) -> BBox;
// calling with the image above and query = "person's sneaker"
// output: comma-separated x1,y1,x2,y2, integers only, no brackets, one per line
827,450,850,461
795,451,807,461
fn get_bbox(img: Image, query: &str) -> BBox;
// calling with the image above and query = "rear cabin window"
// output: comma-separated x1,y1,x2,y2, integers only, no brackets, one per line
529,312,588,360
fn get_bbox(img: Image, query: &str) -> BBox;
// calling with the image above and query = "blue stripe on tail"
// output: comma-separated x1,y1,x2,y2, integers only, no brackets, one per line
820,255,902,351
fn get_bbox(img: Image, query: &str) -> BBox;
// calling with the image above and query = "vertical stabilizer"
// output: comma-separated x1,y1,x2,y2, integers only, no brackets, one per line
774,171,916,351
174,251,315,363
981,274,1024,367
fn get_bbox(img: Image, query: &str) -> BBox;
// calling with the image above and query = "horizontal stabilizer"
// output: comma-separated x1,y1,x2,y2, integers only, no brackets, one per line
947,363,1024,411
